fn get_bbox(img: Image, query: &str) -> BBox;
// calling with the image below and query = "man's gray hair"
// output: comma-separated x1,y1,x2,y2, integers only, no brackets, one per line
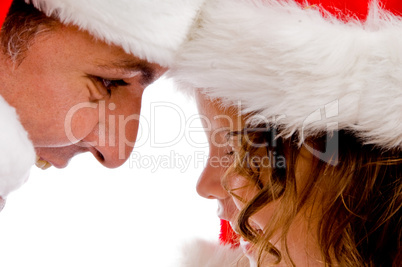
1,0,59,63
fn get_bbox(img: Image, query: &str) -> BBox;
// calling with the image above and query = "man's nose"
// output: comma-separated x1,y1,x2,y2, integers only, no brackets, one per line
83,98,142,168
196,157,229,199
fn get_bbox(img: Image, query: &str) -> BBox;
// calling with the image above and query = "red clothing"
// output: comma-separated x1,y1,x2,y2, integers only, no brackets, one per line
0,0,13,30
219,219,240,248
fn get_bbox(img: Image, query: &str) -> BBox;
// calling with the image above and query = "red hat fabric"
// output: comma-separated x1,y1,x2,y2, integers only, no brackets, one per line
294,0,402,20
0,0,13,29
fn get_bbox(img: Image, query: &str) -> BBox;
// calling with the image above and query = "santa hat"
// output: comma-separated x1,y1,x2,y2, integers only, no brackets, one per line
1,0,206,67
171,0,402,150
0,0,12,28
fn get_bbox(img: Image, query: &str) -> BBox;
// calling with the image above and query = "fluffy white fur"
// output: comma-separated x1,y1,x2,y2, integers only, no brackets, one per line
27,0,206,67
176,239,249,267
0,95,35,198
171,0,402,149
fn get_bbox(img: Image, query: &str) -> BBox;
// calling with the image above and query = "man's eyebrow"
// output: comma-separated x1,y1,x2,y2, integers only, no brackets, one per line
97,59,156,82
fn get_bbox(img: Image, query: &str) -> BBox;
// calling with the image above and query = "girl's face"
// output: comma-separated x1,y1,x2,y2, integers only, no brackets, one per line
226,145,324,266
195,92,244,224
196,93,324,266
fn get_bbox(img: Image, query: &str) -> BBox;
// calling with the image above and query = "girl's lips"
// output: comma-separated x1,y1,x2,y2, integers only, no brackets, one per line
249,220,264,234
233,220,264,255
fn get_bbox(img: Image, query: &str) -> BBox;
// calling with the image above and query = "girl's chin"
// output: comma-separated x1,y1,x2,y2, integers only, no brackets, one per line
243,252,258,267
240,237,260,267
239,237,253,255
240,238,280,267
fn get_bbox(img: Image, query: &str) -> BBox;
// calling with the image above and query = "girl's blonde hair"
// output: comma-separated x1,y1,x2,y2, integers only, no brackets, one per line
224,124,401,266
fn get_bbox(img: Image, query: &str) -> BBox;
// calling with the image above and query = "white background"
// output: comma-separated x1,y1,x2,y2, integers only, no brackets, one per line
0,78,220,266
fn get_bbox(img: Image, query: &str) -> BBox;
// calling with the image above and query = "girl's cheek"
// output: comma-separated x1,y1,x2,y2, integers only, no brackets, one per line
232,197,244,211
228,175,260,210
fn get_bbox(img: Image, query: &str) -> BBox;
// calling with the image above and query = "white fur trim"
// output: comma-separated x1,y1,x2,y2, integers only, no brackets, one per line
171,0,402,149
176,239,249,267
0,95,35,198
27,0,206,67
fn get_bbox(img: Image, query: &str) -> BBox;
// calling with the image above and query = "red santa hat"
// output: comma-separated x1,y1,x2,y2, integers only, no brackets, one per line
172,0,402,150
1,0,206,67
0,0,13,27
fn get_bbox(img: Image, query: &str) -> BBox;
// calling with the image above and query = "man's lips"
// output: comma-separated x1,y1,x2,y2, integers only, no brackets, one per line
35,155,52,170
34,144,88,169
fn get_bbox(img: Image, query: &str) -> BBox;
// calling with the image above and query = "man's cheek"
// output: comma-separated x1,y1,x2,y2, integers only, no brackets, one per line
64,103,99,144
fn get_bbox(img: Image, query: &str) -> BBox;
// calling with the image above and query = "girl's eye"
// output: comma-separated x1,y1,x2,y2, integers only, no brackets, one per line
226,149,235,156
226,136,240,157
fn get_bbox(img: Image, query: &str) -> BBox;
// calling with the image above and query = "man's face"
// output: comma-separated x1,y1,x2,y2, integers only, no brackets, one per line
1,25,166,169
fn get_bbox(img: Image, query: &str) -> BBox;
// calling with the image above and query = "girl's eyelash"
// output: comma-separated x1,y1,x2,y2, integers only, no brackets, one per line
226,149,235,156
